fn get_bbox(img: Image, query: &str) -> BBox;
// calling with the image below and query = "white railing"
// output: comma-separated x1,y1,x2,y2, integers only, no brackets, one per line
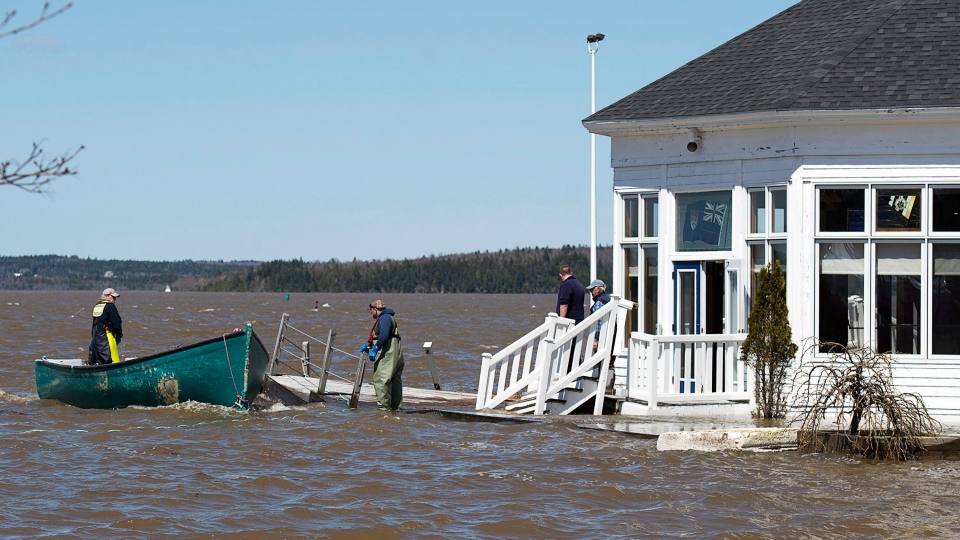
475,313,575,411
626,332,752,408
533,298,632,415
476,298,632,415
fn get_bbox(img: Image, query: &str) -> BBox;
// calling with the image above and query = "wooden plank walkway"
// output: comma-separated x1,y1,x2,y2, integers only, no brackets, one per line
264,375,477,408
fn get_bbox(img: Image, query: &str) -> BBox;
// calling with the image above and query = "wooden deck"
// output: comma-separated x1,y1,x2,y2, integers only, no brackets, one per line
263,374,477,408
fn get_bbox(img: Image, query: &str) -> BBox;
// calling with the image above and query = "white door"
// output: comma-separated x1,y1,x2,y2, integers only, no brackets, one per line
673,263,700,393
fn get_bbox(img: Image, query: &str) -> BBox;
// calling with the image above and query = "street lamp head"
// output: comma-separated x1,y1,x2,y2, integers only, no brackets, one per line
595,33,605,42
587,34,597,43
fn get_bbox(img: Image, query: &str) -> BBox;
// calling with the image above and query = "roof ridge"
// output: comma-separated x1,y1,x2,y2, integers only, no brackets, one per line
588,2,808,121
774,0,912,109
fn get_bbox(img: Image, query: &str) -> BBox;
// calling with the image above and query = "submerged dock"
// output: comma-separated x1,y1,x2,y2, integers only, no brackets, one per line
264,374,476,408
261,314,474,409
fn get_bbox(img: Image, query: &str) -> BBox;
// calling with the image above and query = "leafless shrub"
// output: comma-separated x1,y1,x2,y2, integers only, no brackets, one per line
792,341,941,461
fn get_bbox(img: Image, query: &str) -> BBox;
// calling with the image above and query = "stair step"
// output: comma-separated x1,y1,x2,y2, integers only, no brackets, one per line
505,397,537,411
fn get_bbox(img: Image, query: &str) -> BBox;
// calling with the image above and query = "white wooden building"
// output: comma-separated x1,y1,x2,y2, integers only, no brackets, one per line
474,0,960,421
580,0,960,421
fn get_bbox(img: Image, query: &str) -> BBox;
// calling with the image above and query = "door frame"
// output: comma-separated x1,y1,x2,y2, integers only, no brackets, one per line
673,262,701,335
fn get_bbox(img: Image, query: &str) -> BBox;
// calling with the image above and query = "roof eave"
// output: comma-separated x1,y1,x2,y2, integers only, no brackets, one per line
582,107,960,136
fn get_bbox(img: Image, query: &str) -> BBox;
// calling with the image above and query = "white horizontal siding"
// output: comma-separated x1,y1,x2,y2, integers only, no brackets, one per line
613,165,661,189
666,161,738,189
742,157,797,186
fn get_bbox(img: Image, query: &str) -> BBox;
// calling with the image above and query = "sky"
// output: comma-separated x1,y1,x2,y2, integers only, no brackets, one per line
1,0,797,262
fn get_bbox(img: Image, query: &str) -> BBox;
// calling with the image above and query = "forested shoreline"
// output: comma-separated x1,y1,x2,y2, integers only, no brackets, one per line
200,246,612,294
0,247,611,294
0,255,256,291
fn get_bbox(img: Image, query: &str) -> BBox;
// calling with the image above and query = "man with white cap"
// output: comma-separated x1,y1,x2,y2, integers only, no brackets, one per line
87,288,123,365
587,279,611,353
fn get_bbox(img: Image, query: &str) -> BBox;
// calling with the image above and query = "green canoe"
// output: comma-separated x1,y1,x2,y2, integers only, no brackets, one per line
35,324,270,409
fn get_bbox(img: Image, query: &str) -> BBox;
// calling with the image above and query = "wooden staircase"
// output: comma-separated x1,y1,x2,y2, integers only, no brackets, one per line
476,298,632,416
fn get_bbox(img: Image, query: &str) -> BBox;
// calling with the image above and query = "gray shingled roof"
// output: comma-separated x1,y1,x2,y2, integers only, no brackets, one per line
586,0,960,122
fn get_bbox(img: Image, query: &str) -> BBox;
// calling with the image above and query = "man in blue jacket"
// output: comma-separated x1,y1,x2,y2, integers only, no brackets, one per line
587,279,612,353
360,299,404,410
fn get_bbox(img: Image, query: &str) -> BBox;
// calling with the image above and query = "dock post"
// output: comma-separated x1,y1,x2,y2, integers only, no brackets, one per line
265,313,289,378
423,342,441,390
349,354,367,409
318,329,336,396
300,341,310,377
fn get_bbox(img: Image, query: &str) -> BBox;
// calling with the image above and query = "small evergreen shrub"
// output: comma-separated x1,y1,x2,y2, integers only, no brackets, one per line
740,260,797,418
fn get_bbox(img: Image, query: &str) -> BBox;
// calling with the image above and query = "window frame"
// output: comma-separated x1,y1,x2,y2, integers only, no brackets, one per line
873,185,925,237
619,190,660,336
811,183,960,359
929,185,960,237
816,185,869,237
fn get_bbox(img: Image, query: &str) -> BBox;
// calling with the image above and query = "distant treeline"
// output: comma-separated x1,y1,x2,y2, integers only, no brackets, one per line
0,255,257,291
200,246,613,294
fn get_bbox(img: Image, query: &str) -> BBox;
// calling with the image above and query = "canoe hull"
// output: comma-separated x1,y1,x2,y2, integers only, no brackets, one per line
35,325,270,409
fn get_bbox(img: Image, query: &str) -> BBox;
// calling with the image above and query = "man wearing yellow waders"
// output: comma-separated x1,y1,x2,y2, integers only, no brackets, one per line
360,299,404,410
87,288,123,365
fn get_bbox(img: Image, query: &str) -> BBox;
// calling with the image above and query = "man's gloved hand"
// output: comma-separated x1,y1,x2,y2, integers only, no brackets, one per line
360,343,370,353
368,344,379,361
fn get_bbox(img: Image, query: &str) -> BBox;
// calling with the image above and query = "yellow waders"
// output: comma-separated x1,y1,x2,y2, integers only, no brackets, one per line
106,328,120,363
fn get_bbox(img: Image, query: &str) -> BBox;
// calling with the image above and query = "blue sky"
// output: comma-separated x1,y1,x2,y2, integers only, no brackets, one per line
1,0,796,262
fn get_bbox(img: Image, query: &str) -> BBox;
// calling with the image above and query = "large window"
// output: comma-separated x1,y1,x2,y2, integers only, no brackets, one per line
932,188,960,232
622,193,659,335
877,189,922,231
643,247,658,334
625,246,639,333
876,244,921,354
815,184,960,357
933,244,960,354
820,189,865,232
818,243,864,351
747,187,789,319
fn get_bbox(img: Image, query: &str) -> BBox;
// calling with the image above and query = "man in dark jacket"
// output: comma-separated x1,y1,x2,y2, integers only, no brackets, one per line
88,288,123,365
360,299,404,410
556,265,586,323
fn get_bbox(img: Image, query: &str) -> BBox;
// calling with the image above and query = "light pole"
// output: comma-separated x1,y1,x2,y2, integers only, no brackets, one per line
587,33,604,282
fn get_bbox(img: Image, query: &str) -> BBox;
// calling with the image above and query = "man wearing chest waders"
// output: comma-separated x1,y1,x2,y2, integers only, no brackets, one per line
360,299,404,410
88,288,123,365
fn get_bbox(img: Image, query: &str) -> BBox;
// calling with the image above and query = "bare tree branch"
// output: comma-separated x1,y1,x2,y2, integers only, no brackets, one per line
0,2,72,39
2,3,80,193
0,143,84,193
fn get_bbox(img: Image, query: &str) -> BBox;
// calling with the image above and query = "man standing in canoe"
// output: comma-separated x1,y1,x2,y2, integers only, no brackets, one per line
360,299,404,410
88,288,123,365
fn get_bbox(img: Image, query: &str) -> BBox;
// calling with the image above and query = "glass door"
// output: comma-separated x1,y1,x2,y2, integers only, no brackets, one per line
674,263,700,335
673,263,700,393
726,265,741,334
725,263,742,393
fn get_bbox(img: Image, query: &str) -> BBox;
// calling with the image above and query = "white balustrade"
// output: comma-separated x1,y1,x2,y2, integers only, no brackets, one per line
475,313,574,411
626,332,751,408
476,298,632,416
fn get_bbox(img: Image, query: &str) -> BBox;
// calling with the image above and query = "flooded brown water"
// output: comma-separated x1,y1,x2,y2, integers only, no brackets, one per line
2,291,959,538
